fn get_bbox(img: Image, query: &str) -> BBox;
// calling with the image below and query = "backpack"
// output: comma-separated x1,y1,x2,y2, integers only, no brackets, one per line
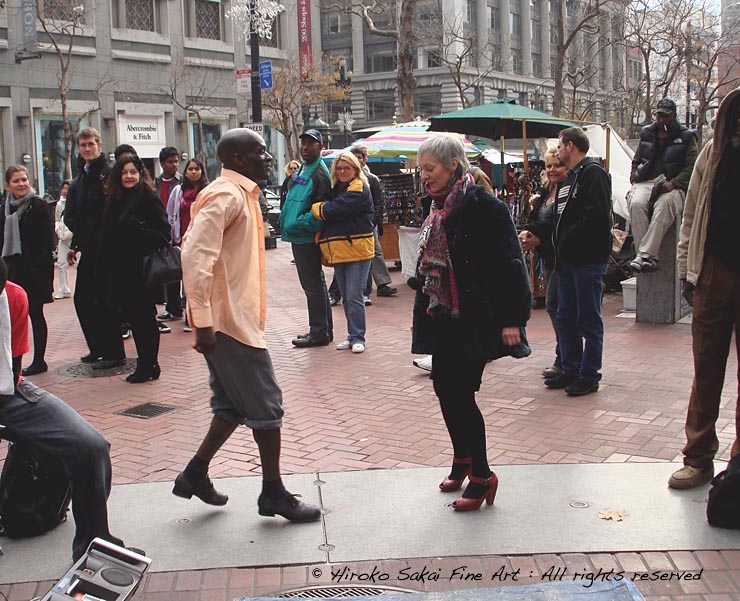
0,440,72,537
707,455,740,529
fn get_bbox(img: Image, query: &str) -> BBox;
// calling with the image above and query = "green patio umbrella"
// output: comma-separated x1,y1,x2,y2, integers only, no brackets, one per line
428,98,576,140
428,99,576,173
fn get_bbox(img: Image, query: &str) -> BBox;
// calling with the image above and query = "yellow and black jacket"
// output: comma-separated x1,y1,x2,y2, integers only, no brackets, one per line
311,177,374,266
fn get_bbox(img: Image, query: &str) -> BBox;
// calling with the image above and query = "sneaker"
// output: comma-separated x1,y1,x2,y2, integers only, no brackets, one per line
668,465,714,489
641,258,660,272
413,355,433,371
54,292,71,299
158,322,172,334
377,284,398,297
630,257,644,272
183,325,193,332
336,340,351,350
157,311,182,322
329,295,340,306
351,343,365,353
363,295,372,306
564,378,600,396
121,329,131,340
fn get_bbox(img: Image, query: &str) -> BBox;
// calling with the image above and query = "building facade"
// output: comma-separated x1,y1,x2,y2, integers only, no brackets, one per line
1,0,625,197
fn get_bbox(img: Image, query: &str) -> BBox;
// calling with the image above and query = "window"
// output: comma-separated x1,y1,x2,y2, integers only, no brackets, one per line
532,53,542,77
416,47,442,69
37,115,83,198
260,13,281,47
113,0,159,31
366,90,395,121
43,0,86,23
512,48,522,73
322,10,350,35
195,0,221,40
414,88,441,118
366,45,397,73
489,4,499,31
465,0,475,23
509,10,521,36
192,121,223,182
126,0,155,30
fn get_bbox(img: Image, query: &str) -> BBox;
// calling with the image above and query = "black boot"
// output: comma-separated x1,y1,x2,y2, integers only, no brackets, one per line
125,361,161,383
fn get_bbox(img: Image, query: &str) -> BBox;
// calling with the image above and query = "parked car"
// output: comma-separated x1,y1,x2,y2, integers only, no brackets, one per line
264,188,281,237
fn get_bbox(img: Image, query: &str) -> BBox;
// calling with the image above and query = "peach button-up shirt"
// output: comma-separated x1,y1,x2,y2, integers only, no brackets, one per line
182,168,267,349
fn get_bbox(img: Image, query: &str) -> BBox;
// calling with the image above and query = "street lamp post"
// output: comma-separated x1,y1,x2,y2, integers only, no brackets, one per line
335,59,353,148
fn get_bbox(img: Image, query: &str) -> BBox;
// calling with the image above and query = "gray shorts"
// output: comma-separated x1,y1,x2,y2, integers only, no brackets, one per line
204,332,284,430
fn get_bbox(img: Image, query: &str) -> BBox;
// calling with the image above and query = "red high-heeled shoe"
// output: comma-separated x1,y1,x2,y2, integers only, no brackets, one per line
439,457,472,492
451,473,499,511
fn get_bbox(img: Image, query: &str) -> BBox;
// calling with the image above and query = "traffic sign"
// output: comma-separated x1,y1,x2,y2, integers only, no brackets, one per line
236,69,251,95
259,60,272,90
245,122,264,137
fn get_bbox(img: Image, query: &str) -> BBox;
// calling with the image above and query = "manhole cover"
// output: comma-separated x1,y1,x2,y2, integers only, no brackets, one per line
57,359,137,378
117,402,176,419
272,585,413,598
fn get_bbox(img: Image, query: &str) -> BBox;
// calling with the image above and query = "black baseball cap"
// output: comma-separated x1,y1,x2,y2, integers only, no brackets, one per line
300,129,323,144
655,98,677,114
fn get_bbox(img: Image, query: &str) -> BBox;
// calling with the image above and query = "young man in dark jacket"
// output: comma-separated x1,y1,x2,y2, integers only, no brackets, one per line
279,130,333,347
520,127,612,396
64,127,123,369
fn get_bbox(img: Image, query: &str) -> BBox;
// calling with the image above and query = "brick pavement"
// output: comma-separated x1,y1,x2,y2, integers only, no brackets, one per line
1,242,739,600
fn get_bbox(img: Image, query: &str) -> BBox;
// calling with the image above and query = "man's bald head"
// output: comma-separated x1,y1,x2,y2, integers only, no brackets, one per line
216,128,272,182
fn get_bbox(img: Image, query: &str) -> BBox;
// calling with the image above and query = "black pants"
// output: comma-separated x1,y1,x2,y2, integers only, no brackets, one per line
27,300,47,366
432,348,490,478
164,281,183,316
122,289,160,366
74,252,123,360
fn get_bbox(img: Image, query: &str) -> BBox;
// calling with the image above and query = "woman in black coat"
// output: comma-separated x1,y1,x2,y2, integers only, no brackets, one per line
1,165,54,375
410,135,532,512
100,155,170,383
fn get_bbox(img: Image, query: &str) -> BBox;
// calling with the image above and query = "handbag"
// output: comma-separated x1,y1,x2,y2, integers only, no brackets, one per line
142,234,182,287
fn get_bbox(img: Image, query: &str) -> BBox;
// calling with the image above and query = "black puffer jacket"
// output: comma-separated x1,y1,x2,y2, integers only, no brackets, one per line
411,185,532,361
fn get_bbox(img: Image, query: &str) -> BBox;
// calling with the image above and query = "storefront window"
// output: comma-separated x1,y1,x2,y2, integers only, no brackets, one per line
192,121,223,182
38,116,81,199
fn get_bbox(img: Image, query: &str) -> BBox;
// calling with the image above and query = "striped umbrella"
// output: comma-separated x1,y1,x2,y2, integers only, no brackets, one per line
360,121,481,159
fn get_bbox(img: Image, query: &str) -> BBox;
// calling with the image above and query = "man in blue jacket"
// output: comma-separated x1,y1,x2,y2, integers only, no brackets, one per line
520,127,612,396
279,130,333,347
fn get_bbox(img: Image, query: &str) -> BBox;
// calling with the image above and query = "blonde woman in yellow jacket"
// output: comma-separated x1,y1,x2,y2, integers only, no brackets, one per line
311,152,374,353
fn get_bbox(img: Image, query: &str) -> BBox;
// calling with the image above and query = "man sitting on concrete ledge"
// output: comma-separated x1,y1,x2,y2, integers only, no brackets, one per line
628,98,697,273
0,259,140,561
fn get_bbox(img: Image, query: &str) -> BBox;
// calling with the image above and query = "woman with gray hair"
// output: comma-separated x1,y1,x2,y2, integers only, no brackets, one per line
409,134,532,511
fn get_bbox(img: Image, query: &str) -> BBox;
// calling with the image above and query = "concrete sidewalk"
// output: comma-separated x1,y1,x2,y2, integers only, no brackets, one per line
1,242,739,600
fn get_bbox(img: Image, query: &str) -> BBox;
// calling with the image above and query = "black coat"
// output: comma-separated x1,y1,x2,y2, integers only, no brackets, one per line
411,185,532,361
0,195,54,304
98,186,170,308
65,153,111,253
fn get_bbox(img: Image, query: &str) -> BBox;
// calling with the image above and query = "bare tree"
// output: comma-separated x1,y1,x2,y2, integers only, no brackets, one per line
688,10,740,145
624,0,696,130
164,60,226,162
35,0,85,179
551,0,624,117
262,57,349,160
419,11,496,109
323,0,424,122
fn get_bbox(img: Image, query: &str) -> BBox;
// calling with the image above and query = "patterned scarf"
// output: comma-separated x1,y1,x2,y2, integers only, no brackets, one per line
417,171,472,318
2,188,36,258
